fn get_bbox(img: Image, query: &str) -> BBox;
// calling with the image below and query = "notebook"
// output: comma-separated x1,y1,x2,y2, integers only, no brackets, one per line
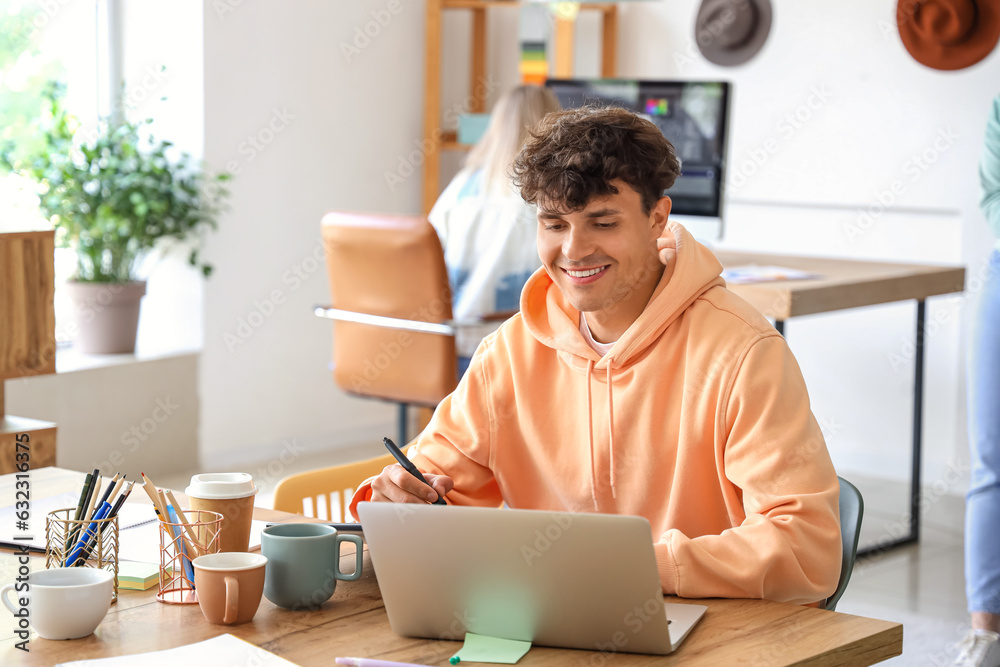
357,502,707,655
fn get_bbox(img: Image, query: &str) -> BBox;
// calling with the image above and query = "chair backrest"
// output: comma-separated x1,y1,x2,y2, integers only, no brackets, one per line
321,211,457,407
272,452,400,522
824,476,864,611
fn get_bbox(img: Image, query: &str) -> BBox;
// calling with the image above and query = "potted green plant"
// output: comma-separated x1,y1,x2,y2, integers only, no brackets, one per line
1,82,229,354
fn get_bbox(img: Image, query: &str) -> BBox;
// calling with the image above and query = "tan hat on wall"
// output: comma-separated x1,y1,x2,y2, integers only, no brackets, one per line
897,0,1000,70
695,0,773,67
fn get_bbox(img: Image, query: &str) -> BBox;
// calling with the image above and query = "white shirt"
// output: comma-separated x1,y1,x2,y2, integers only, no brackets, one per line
579,313,616,356
429,169,542,357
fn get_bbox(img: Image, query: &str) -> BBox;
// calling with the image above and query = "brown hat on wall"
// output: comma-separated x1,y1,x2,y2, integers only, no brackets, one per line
897,0,1000,70
695,0,773,67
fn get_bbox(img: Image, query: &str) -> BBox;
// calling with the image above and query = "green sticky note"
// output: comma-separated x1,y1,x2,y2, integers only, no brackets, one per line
451,632,532,664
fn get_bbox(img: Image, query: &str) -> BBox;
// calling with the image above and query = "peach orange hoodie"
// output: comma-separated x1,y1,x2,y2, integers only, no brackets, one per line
351,222,842,604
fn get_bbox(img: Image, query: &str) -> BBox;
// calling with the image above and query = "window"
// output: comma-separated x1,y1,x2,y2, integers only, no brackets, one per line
1,0,104,346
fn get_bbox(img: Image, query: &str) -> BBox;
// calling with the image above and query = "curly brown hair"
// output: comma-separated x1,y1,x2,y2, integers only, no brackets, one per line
511,105,681,215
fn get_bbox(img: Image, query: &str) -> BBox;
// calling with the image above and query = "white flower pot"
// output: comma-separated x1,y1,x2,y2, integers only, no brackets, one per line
64,280,146,354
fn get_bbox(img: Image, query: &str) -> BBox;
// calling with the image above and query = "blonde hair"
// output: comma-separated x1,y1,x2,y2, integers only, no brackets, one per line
464,85,561,197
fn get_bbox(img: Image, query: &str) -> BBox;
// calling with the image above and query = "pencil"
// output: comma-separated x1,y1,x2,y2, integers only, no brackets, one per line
104,475,125,509
65,472,94,564
109,480,134,518
82,477,102,523
95,473,120,510
71,473,94,522
68,500,113,566
66,476,103,564
139,473,168,520
165,489,204,558
159,489,196,586
80,482,134,563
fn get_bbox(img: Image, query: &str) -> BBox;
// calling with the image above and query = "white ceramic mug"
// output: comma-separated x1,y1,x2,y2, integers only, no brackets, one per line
1,568,114,640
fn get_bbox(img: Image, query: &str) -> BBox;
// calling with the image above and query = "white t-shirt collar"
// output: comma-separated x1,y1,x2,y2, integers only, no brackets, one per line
579,313,616,356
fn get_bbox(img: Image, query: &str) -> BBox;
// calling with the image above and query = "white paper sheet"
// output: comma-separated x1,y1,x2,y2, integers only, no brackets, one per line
0,494,265,563
117,518,267,564
55,633,301,666
721,264,821,284
0,492,78,551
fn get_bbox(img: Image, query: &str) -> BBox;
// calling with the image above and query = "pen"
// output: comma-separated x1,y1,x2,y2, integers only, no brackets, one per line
165,503,196,587
165,489,203,558
382,437,447,505
77,481,133,563
67,501,112,566
336,658,435,667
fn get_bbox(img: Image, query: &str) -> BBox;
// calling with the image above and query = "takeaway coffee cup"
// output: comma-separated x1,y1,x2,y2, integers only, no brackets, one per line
1,568,113,640
192,552,268,625
185,473,257,553
261,523,363,610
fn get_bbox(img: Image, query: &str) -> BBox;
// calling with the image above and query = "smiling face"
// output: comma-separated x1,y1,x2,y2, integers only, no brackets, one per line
537,181,672,343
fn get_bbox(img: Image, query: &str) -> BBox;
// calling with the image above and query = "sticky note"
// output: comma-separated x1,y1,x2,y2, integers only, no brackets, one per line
450,632,532,664
117,561,166,590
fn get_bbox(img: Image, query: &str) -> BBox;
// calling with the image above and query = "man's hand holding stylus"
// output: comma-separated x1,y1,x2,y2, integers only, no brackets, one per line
370,464,454,504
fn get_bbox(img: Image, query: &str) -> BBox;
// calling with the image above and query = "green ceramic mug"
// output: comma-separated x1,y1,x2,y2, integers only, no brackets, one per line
261,523,363,610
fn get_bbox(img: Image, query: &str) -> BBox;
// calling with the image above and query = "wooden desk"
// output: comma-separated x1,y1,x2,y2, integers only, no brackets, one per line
717,251,966,557
1,468,901,666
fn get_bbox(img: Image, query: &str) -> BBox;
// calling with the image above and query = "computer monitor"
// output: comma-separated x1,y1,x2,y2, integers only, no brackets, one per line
544,79,731,243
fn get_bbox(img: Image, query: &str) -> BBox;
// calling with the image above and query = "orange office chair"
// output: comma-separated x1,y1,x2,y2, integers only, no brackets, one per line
317,211,461,445
272,451,401,521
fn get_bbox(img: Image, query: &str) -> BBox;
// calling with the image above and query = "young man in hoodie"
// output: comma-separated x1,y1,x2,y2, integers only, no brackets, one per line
350,106,842,605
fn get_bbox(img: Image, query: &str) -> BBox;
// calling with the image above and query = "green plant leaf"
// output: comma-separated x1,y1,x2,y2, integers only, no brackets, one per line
6,82,231,281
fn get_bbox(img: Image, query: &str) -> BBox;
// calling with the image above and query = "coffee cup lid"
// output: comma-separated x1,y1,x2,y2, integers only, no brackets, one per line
185,473,257,499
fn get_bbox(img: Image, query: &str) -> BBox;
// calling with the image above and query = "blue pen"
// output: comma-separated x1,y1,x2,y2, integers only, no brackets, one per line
67,501,112,566
166,504,196,587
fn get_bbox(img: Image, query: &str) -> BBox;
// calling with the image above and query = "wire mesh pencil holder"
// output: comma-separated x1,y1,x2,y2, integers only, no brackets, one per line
157,509,222,604
45,508,120,603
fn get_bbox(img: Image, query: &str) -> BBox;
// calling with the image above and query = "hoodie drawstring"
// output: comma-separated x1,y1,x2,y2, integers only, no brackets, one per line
586,359,598,509
607,363,616,499
586,359,618,507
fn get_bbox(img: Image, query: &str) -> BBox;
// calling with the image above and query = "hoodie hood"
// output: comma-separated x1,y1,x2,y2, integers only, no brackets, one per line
521,221,726,368
519,221,726,507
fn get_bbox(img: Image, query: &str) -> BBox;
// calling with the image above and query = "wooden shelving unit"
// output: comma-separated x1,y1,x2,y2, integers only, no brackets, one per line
0,230,58,472
422,0,620,214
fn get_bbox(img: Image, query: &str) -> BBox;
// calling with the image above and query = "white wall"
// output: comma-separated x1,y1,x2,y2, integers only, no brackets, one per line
119,0,206,357
6,353,199,480
199,0,423,468
439,0,996,489
196,0,997,492
607,0,996,489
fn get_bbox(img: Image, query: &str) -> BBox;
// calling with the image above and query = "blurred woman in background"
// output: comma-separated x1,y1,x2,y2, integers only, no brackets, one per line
429,85,560,377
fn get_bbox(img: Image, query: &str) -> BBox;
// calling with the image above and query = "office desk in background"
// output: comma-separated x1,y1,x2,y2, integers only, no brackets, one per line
717,251,965,557
0,467,901,666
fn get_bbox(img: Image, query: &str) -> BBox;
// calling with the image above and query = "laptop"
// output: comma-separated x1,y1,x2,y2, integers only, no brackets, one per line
357,502,707,655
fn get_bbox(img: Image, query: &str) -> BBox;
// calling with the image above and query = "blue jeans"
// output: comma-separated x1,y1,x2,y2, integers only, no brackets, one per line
967,250,1000,614
458,356,472,381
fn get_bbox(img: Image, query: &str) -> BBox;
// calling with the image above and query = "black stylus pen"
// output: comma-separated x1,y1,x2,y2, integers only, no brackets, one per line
383,437,447,505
